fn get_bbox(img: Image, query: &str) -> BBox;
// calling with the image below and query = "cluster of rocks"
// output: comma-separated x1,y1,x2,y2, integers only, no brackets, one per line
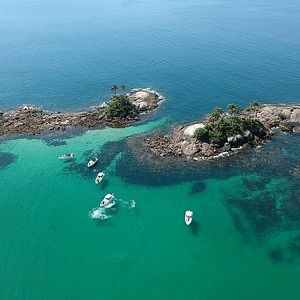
0,89,162,137
240,104,300,134
290,165,300,178
128,88,163,112
147,104,300,160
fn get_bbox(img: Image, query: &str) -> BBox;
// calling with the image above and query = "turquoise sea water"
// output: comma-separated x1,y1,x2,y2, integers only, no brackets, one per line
1,0,300,299
1,128,300,300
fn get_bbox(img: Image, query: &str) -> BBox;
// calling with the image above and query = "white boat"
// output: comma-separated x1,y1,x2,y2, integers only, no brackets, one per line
95,172,105,184
100,193,115,207
185,210,193,225
59,152,74,160
88,157,98,168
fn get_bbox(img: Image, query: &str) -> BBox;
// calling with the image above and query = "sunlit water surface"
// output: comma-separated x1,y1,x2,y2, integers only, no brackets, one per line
0,0,300,299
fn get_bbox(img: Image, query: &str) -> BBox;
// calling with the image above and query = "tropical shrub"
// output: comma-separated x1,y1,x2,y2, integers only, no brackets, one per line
227,104,240,115
104,96,133,117
246,101,259,112
193,116,259,142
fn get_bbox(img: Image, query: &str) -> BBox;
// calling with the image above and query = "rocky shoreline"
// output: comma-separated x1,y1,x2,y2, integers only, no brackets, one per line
146,104,300,160
0,89,163,137
1,90,300,163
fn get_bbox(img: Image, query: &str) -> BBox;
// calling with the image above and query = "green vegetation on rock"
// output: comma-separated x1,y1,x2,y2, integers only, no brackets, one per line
104,95,133,117
246,101,259,112
227,104,240,116
193,105,260,142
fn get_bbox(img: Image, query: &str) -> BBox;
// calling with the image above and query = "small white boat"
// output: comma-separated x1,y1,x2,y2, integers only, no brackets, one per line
95,172,105,184
59,152,74,160
100,193,115,207
185,210,193,225
88,157,98,168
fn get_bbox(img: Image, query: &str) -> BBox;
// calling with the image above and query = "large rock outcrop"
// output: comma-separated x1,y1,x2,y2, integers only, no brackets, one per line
0,89,163,137
146,104,300,160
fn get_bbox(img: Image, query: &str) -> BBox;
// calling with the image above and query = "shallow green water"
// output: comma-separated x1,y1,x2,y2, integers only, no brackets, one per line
1,123,300,300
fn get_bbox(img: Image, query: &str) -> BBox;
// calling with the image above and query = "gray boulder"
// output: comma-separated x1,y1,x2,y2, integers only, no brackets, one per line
293,126,300,134
182,142,199,156
227,134,245,147
201,143,215,157
250,125,266,138
243,130,254,142
222,142,231,152
210,137,225,148
290,109,300,122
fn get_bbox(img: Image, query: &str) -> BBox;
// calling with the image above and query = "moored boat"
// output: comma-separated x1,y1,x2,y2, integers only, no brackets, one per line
185,210,193,225
59,152,74,160
100,193,115,207
88,157,98,168
95,172,105,184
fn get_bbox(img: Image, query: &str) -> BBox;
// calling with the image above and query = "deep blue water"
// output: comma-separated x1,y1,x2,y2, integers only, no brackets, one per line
1,0,299,124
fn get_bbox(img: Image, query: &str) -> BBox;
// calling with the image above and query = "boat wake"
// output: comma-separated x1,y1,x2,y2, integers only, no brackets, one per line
118,199,136,209
89,207,112,220
89,199,135,220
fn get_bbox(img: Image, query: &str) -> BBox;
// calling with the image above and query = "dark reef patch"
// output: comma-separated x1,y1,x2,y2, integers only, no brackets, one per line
65,141,125,179
0,152,16,168
226,204,251,243
242,176,270,191
228,193,281,241
190,181,206,194
115,135,242,187
268,249,285,263
46,139,67,146
289,235,300,254
113,132,299,188
97,141,125,170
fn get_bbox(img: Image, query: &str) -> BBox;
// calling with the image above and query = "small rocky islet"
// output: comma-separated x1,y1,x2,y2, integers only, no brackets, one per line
0,88,163,137
146,103,300,160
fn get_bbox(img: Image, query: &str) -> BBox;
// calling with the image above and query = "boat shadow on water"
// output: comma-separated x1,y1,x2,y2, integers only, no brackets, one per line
189,221,200,235
99,178,109,191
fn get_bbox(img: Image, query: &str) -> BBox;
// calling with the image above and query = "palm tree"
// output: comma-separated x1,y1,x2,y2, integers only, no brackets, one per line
111,84,118,95
120,84,126,95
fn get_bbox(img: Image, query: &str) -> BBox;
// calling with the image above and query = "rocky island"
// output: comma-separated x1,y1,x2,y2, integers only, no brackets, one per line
1,87,300,162
146,103,300,160
0,89,163,137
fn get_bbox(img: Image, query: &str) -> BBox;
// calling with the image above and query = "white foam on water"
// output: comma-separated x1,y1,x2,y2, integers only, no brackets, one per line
118,199,136,209
89,199,135,221
89,207,111,220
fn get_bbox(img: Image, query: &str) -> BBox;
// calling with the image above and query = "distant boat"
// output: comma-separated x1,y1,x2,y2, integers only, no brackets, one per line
95,172,105,184
100,193,115,207
59,152,74,160
185,210,193,225
88,157,98,168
